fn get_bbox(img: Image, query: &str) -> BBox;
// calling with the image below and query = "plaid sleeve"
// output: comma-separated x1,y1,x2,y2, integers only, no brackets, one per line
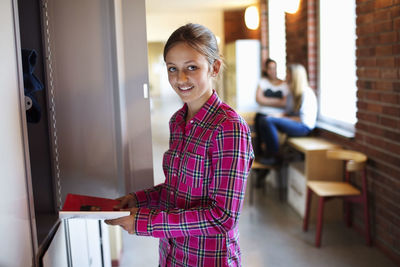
133,183,165,209
134,120,254,238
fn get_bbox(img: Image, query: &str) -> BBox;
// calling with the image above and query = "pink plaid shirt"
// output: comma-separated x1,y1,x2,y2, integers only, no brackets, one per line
133,91,254,266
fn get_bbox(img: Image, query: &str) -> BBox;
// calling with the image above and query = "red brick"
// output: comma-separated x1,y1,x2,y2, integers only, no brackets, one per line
381,68,398,79
358,110,380,123
376,57,395,67
366,91,381,101
357,47,374,57
367,145,400,169
357,89,367,99
355,131,366,142
371,160,400,181
375,194,400,217
375,45,394,56
395,56,400,66
374,8,393,21
365,135,386,148
394,17,400,30
357,24,376,36
381,93,400,104
382,106,400,116
379,31,398,44
367,103,383,112
394,82,400,92
357,57,377,67
359,35,378,46
358,122,385,136
393,44,400,54
376,205,400,227
375,81,394,90
358,80,374,90
374,21,394,33
357,12,375,24
357,1,376,14
381,116,399,129
392,5,400,17
384,128,400,141
375,0,394,9
357,100,368,111
366,68,381,78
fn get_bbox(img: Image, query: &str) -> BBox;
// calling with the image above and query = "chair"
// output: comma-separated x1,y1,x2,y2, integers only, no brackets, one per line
239,111,286,203
303,149,371,247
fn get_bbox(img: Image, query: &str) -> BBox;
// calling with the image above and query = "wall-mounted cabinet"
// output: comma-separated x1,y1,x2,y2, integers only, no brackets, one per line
1,0,153,265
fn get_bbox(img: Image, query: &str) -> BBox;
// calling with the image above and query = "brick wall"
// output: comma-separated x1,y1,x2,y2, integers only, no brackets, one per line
224,8,261,44
286,0,318,89
355,1,400,263
285,0,400,264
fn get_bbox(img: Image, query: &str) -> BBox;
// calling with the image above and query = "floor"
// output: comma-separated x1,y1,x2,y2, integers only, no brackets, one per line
118,96,396,267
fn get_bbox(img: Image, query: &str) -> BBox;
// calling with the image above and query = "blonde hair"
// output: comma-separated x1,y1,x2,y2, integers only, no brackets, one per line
288,64,309,112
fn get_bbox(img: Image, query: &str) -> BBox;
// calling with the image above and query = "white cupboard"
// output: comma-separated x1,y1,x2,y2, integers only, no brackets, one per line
1,0,153,266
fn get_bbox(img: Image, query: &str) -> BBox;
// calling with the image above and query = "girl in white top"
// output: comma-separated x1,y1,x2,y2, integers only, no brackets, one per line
256,58,289,115
254,59,288,158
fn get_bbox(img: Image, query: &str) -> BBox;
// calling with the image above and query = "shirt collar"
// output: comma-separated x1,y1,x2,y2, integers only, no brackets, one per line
175,90,222,126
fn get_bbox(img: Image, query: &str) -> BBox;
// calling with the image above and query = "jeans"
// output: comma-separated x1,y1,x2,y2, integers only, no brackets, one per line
257,115,311,155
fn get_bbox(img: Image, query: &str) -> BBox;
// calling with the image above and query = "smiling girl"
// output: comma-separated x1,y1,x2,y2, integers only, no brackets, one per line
106,23,254,267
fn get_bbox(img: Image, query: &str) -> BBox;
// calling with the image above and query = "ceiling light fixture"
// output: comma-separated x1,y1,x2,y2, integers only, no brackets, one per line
244,5,259,30
284,0,300,14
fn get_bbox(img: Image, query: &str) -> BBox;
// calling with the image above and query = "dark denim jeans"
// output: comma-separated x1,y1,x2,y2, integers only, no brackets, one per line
257,115,311,155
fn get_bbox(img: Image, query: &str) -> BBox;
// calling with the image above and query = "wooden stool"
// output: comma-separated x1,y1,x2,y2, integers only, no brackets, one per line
249,161,283,204
303,149,371,247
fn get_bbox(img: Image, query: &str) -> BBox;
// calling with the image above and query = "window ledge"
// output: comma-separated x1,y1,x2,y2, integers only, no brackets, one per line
316,121,355,139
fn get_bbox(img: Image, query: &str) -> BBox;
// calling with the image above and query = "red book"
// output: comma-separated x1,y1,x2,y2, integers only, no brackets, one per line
59,193,130,220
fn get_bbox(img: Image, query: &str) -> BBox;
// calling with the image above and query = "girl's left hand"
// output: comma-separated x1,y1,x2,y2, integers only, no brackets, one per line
105,207,138,234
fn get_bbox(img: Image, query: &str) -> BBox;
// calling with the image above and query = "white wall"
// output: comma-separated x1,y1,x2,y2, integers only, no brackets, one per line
146,10,224,46
0,0,35,266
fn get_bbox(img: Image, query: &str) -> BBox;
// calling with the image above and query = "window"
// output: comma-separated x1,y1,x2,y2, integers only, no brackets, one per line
268,0,286,80
319,0,357,136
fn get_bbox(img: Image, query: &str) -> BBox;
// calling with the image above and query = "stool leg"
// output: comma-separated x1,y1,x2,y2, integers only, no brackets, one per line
345,201,352,227
363,194,371,246
249,171,254,205
277,166,284,202
303,187,312,232
315,197,325,247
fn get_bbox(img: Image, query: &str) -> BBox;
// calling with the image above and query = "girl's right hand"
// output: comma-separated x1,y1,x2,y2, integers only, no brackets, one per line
114,194,137,210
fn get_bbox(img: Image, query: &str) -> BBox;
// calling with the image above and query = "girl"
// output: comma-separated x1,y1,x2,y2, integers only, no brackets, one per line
257,63,317,165
254,58,288,158
255,58,289,115
106,23,254,267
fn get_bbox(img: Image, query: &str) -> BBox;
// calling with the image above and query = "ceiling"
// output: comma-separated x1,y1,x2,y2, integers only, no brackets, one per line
145,0,258,13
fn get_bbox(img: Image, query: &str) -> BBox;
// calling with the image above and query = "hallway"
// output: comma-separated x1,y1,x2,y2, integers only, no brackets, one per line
119,96,395,267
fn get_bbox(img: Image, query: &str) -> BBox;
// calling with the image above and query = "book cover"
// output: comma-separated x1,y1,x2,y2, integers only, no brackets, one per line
59,193,130,220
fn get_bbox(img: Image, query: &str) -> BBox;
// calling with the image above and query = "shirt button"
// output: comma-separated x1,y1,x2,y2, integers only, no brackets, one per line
170,191,174,195
190,120,194,124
